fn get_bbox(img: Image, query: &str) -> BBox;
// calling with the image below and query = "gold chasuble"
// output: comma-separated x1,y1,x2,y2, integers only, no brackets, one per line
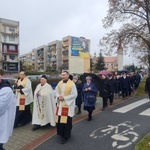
17,77,27,110
56,79,73,124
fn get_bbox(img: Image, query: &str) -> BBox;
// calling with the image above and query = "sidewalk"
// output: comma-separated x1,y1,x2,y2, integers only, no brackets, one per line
4,96,127,150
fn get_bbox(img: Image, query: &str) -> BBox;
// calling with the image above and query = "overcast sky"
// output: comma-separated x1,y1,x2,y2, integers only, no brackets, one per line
0,0,134,65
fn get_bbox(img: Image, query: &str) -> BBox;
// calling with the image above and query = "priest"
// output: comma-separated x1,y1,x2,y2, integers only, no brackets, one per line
14,71,33,128
0,75,16,150
55,71,77,144
32,75,56,130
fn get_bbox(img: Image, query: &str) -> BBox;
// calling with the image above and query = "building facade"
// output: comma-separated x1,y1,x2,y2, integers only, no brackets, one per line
104,57,118,71
47,40,62,72
0,18,19,73
92,53,118,72
20,36,91,74
62,36,90,74
35,45,47,72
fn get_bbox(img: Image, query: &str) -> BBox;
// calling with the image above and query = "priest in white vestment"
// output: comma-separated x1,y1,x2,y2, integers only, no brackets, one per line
55,71,77,144
14,71,33,128
32,75,56,130
0,84,16,150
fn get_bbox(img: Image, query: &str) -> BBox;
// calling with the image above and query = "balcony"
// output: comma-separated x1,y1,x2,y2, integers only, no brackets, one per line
62,50,68,55
51,64,56,67
62,42,68,47
62,56,68,61
62,63,68,68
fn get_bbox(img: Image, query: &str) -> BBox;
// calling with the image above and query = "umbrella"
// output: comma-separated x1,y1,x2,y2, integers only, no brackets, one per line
80,73,103,90
98,70,112,76
119,70,129,74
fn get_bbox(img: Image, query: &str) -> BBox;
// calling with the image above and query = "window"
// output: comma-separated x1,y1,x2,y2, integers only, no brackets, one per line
9,35,15,42
4,55,6,61
9,27,15,32
9,55,15,60
3,35,7,42
3,26,6,32
3,45,7,52
9,45,15,51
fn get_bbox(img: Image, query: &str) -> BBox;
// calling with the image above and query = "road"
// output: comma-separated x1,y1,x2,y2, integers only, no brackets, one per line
36,95,150,150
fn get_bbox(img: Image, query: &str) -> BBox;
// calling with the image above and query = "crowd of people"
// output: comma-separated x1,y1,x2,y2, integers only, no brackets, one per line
0,70,145,148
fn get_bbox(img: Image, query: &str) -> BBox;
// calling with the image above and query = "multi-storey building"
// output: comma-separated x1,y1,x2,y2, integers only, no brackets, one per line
20,36,91,74
47,40,62,72
0,18,19,73
62,36,90,74
35,45,47,72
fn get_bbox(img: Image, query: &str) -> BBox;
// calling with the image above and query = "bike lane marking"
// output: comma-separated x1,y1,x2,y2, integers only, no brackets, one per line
90,121,140,149
139,108,150,116
112,98,149,113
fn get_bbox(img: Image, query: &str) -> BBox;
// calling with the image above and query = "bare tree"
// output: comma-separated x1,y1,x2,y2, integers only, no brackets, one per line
100,0,150,73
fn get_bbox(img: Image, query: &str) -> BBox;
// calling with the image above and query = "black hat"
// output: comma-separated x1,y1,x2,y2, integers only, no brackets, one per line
41,75,47,80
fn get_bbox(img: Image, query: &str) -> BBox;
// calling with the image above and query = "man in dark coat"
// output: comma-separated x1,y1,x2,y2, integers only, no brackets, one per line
120,73,131,100
115,75,121,98
145,76,150,100
134,72,141,90
99,74,110,111
73,76,83,114
108,74,116,105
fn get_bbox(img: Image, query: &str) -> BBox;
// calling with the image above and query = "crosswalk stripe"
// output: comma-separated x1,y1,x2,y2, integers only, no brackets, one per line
139,108,150,116
113,98,149,113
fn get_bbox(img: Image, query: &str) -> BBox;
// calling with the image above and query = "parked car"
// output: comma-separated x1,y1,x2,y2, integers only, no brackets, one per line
1,77,17,85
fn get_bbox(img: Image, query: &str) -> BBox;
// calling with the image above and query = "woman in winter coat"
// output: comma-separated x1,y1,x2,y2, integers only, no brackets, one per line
82,76,98,121
73,76,83,114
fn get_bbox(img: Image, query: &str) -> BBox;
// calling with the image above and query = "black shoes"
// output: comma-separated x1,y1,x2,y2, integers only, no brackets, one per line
77,110,81,114
88,116,92,121
32,125,41,131
61,138,68,144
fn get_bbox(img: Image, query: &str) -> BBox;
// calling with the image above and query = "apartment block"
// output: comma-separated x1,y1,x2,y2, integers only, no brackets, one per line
20,36,91,74
62,36,90,74
47,40,62,72
35,45,47,72
0,18,19,73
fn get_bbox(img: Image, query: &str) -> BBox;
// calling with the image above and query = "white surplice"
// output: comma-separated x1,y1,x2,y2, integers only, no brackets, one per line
0,87,16,143
16,78,33,106
55,82,77,117
32,83,56,126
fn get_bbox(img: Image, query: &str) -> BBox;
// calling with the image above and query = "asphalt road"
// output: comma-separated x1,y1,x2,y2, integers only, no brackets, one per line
36,95,150,150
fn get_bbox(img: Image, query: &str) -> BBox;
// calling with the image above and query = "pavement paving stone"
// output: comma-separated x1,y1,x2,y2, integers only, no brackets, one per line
3,96,130,150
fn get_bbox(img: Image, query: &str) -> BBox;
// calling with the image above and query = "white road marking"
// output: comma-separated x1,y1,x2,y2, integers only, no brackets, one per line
139,108,150,116
113,98,149,113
